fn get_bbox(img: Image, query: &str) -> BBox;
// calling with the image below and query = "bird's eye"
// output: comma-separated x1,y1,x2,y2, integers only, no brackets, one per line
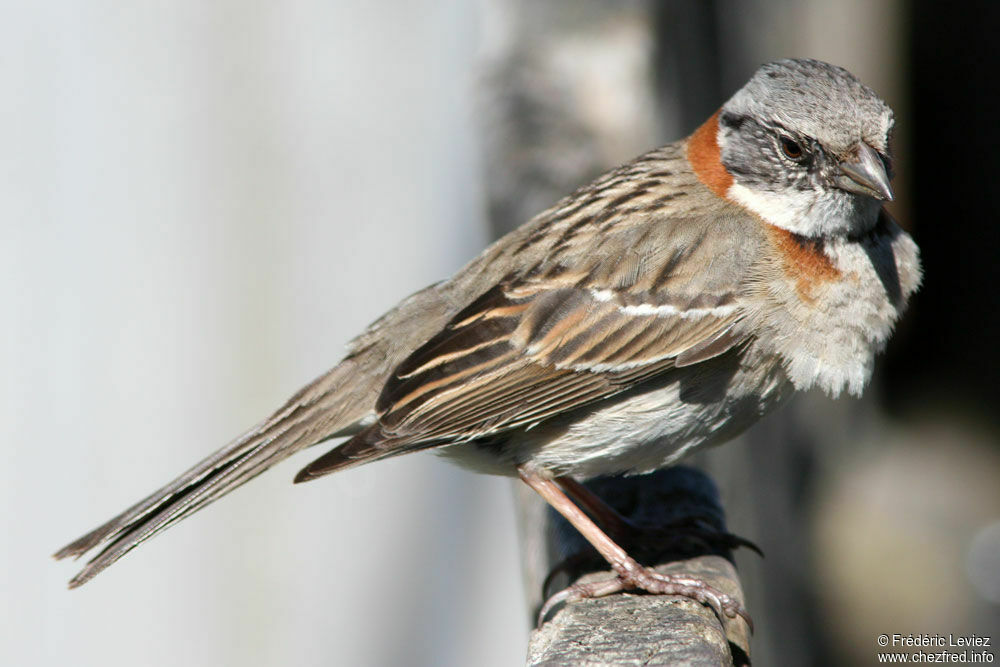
780,136,804,160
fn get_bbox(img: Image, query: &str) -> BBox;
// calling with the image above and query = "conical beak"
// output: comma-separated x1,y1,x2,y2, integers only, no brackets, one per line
836,142,894,201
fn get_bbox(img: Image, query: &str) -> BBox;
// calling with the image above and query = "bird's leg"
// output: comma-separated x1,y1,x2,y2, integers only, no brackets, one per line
553,475,631,538
555,475,762,557
518,465,752,630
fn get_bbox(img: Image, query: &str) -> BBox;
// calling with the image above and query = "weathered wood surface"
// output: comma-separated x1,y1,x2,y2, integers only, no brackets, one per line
528,558,749,666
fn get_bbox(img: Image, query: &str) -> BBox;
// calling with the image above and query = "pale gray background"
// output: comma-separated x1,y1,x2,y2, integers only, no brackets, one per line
6,2,1000,667
4,2,526,666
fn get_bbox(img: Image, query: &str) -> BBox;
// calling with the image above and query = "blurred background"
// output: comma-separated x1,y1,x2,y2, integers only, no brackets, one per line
3,1,998,666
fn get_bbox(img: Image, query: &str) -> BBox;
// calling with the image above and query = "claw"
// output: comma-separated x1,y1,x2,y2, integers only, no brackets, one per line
537,575,626,625
537,584,576,625
539,566,754,633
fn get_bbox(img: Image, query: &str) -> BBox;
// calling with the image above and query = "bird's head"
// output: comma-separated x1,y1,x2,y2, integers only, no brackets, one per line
696,58,895,237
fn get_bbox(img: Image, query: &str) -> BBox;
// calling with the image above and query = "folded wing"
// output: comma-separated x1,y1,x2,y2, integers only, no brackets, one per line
297,213,755,479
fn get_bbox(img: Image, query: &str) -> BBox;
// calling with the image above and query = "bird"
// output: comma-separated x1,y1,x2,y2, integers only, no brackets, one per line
55,58,921,626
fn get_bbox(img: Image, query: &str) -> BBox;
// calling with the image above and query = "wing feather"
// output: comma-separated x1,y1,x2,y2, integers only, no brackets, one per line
376,282,743,445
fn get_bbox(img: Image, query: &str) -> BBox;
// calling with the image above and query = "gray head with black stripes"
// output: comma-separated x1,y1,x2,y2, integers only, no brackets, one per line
717,58,895,237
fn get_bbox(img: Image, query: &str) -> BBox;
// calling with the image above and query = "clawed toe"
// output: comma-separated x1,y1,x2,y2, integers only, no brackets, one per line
537,575,627,625
623,567,752,631
539,565,753,632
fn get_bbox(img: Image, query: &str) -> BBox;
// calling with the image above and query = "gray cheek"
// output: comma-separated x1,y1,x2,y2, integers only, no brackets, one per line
723,142,788,192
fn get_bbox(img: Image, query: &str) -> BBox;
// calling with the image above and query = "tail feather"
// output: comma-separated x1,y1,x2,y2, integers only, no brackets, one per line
293,426,433,483
54,363,368,588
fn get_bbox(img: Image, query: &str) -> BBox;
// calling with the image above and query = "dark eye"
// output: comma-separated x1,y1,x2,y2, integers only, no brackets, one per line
780,136,804,160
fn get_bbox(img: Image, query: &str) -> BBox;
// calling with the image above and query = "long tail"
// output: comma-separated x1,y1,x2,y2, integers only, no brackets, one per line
54,362,366,588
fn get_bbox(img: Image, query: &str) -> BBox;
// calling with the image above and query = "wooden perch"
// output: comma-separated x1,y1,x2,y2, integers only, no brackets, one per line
518,468,752,666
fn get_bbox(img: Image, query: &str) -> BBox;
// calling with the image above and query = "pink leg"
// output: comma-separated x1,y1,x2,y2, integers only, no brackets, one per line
519,465,752,629
554,476,631,538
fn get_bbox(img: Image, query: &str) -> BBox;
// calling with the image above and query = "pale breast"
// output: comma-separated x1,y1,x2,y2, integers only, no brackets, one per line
750,212,921,398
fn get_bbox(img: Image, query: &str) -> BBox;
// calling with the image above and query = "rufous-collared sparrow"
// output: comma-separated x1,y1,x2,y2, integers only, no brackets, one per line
56,58,921,626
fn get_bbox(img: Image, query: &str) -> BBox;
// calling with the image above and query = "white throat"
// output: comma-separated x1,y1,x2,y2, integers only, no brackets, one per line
726,182,878,237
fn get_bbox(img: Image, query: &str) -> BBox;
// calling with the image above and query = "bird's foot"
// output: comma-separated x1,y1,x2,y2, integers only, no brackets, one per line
539,559,753,632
